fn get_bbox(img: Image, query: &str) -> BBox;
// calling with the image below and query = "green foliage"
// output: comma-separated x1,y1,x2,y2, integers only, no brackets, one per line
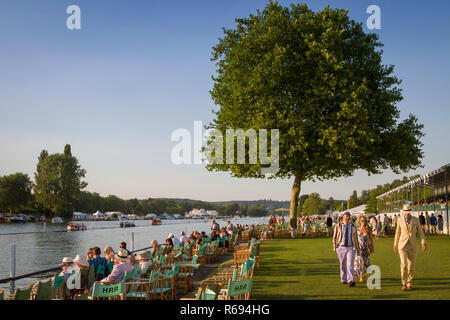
247,205,269,217
205,1,424,220
347,190,358,209
34,145,87,219
302,193,326,216
0,173,33,215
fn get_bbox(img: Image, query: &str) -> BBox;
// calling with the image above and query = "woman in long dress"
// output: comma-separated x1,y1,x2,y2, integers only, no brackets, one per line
354,215,374,282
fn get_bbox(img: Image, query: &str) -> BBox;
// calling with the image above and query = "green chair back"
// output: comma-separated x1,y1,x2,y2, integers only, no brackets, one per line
232,268,239,281
201,287,217,300
159,255,167,265
91,281,124,299
107,261,115,273
87,266,96,288
227,278,253,297
192,255,198,264
159,247,166,255
150,270,161,283
53,275,64,288
172,263,180,276
35,280,52,300
198,245,207,255
123,271,133,282
14,287,31,300
96,264,106,276
132,266,141,279
163,269,174,279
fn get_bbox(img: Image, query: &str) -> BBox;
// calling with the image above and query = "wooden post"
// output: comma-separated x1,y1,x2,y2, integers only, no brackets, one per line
131,232,135,252
10,244,15,295
43,221,46,233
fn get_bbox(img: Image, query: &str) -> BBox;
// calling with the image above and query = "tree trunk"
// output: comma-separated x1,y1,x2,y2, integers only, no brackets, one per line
289,172,303,222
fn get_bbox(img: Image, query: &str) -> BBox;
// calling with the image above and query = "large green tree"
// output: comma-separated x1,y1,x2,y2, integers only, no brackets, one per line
0,173,33,216
205,2,424,222
34,144,87,219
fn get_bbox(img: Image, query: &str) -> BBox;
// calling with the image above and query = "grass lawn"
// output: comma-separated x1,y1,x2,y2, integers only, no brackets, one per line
252,235,450,300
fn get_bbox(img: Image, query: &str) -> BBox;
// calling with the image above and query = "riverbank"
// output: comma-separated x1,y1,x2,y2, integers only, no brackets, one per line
251,236,450,300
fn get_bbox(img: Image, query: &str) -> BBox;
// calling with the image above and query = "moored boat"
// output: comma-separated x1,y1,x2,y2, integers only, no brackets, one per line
151,219,162,225
67,222,87,231
51,217,64,224
119,220,135,228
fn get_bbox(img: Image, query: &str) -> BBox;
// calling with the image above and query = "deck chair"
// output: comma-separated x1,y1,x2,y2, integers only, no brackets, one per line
177,264,194,294
124,269,161,300
180,284,222,300
52,275,66,299
155,269,176,300
0,290,3,300
9,286,32,300
219,278,253,300
87,265,96,289
89,281,124,300
32,278,52,300
196,245,207,265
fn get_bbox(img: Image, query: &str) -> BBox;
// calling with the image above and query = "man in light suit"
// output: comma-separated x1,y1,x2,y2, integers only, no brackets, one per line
394,204,426,291
333,211,360,287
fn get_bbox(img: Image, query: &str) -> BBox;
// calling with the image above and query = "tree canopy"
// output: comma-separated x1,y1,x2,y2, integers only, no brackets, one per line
0,173,33,216
34,144,87,219
205,1,424,220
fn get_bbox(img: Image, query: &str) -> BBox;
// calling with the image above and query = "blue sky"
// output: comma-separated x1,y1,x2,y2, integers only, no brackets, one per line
0,0,449,202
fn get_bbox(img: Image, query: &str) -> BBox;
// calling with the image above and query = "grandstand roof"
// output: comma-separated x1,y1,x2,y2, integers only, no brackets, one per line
377,162,449,199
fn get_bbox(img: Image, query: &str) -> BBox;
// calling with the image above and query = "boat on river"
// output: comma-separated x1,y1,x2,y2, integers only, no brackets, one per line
151,219,161,225
119,220,135,228
67,222,87,232
51,217,64,224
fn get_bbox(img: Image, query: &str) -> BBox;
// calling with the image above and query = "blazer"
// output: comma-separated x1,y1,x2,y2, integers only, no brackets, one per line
332,222,360,254
394,215,426,251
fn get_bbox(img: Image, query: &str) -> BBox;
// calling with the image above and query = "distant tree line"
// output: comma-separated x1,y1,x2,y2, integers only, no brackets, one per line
0,144,274,219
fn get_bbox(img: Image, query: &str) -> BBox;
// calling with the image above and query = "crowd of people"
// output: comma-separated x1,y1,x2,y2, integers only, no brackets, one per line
29,219,257,299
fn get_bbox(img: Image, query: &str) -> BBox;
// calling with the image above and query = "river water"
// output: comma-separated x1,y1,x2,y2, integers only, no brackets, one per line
0,217,266,291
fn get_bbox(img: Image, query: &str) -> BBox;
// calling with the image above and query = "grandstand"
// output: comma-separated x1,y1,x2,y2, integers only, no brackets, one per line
376,163,449,234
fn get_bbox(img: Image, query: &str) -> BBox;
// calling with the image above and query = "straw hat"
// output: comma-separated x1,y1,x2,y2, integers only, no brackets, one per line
139,251,151,261
402,204,412,213
73,255,89,267
168,233,175,238
61,257,73,265
114,249,130,262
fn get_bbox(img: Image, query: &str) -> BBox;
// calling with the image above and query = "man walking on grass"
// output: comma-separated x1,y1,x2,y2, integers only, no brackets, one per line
332,211,360,287
394,204,426,291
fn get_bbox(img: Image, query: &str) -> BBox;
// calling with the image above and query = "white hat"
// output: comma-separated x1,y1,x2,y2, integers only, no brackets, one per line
114,249,129,262
168,233,175,238
402,204,412,212
61,257,73,264
73,255,89,267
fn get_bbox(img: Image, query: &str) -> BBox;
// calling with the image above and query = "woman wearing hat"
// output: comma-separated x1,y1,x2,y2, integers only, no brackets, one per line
137,251,152,275
100,249,132,283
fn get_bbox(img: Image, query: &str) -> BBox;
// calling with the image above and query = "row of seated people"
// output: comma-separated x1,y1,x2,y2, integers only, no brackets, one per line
3,228,246,300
